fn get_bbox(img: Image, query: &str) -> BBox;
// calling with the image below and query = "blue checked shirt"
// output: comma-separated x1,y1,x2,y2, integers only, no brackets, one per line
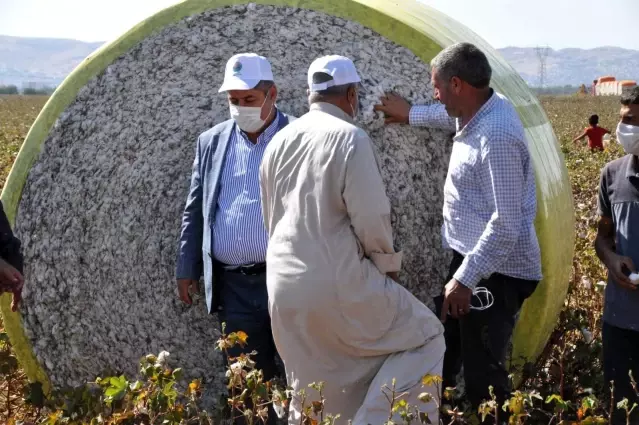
409,91,542,288
212,109,281,265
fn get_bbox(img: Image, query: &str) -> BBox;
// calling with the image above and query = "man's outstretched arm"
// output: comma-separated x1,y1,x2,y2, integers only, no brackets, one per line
374,92,456,130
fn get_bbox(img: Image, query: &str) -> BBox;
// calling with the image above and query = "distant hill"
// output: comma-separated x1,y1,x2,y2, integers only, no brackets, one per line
0,35,102,88
1,35,638,89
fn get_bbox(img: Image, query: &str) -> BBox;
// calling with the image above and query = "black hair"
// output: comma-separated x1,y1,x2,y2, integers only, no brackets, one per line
621,87,639,105
430,42,492,89
255,80,275,92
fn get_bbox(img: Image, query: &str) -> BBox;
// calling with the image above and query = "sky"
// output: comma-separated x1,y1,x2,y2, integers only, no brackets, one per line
0,0,637,50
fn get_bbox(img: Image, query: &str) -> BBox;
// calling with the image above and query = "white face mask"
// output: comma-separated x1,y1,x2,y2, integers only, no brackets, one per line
470,286,494,311
616,123,639,155
230,94,273,133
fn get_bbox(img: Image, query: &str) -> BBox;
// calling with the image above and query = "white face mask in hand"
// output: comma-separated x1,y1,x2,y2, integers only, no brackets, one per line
470,286,494,311
230,94,273,133
616,123,639,155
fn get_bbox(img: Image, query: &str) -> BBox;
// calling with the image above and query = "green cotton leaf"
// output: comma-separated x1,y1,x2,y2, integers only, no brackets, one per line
104,386,126,402
109,375,127,388
24,381,46,408
255,383,269,401
546,394,566,406
582,395,597,412
143,365,155,378
105,375,129,402
546,394,569,413
172,367,183,381
163,381,178,404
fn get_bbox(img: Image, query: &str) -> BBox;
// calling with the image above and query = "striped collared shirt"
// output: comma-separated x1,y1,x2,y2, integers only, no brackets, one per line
409,91,542,288
212,109,281,265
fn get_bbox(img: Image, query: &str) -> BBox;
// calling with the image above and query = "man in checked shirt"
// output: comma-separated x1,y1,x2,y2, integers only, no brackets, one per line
375,42,542,414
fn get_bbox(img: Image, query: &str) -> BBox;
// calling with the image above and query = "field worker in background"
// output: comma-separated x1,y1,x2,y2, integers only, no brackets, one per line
259,55,445,425
175,53,295,425
374,42,542,419
594,86,639,425
0,200,24,312
573,114,611,151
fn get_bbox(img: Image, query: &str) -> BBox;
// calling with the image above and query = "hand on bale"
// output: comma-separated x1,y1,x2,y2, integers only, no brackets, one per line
0,257,24,312
374,92,412,125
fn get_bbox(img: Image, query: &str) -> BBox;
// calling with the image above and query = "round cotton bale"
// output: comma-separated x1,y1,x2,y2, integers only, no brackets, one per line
0,0,574,405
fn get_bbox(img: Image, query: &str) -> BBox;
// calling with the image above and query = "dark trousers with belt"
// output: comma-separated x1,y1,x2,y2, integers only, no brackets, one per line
435,251,538,413
603,321,639,425
215,261,282,425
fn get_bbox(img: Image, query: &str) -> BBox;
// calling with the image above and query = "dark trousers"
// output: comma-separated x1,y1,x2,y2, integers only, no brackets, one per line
216,264,282,425
603,322,639,425
435,251,538,412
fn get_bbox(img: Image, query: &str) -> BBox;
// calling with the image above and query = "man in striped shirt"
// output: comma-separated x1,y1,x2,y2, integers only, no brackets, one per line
374,43,542,417
176,53,295,425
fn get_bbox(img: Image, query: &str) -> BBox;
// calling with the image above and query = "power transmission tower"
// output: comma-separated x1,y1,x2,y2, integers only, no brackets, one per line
535,46,550,89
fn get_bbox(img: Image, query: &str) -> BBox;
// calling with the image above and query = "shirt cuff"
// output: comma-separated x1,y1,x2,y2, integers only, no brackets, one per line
452,259,482,290
370,251,403,273
408,106,425,127
175,260,202,281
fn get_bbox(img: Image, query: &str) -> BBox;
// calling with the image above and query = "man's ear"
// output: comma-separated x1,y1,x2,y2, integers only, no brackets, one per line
450,76,463,95
347,85,357,103
269,85,278,101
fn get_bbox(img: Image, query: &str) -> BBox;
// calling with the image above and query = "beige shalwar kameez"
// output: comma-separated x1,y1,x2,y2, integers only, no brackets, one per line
259,102,446,425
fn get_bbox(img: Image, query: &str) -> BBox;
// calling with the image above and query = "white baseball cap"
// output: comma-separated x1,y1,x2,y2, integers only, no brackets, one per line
218,53,274,92
307,55,361,92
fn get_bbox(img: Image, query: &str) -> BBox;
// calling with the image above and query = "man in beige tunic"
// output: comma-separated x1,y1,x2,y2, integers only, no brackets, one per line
259,55,446,425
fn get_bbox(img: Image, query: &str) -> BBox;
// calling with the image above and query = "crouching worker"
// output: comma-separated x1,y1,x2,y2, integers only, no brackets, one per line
259,55,446,425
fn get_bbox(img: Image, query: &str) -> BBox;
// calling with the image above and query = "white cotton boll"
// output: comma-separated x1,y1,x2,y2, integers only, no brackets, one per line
629,273,639,284
157,351,170,367
581,277,592,290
